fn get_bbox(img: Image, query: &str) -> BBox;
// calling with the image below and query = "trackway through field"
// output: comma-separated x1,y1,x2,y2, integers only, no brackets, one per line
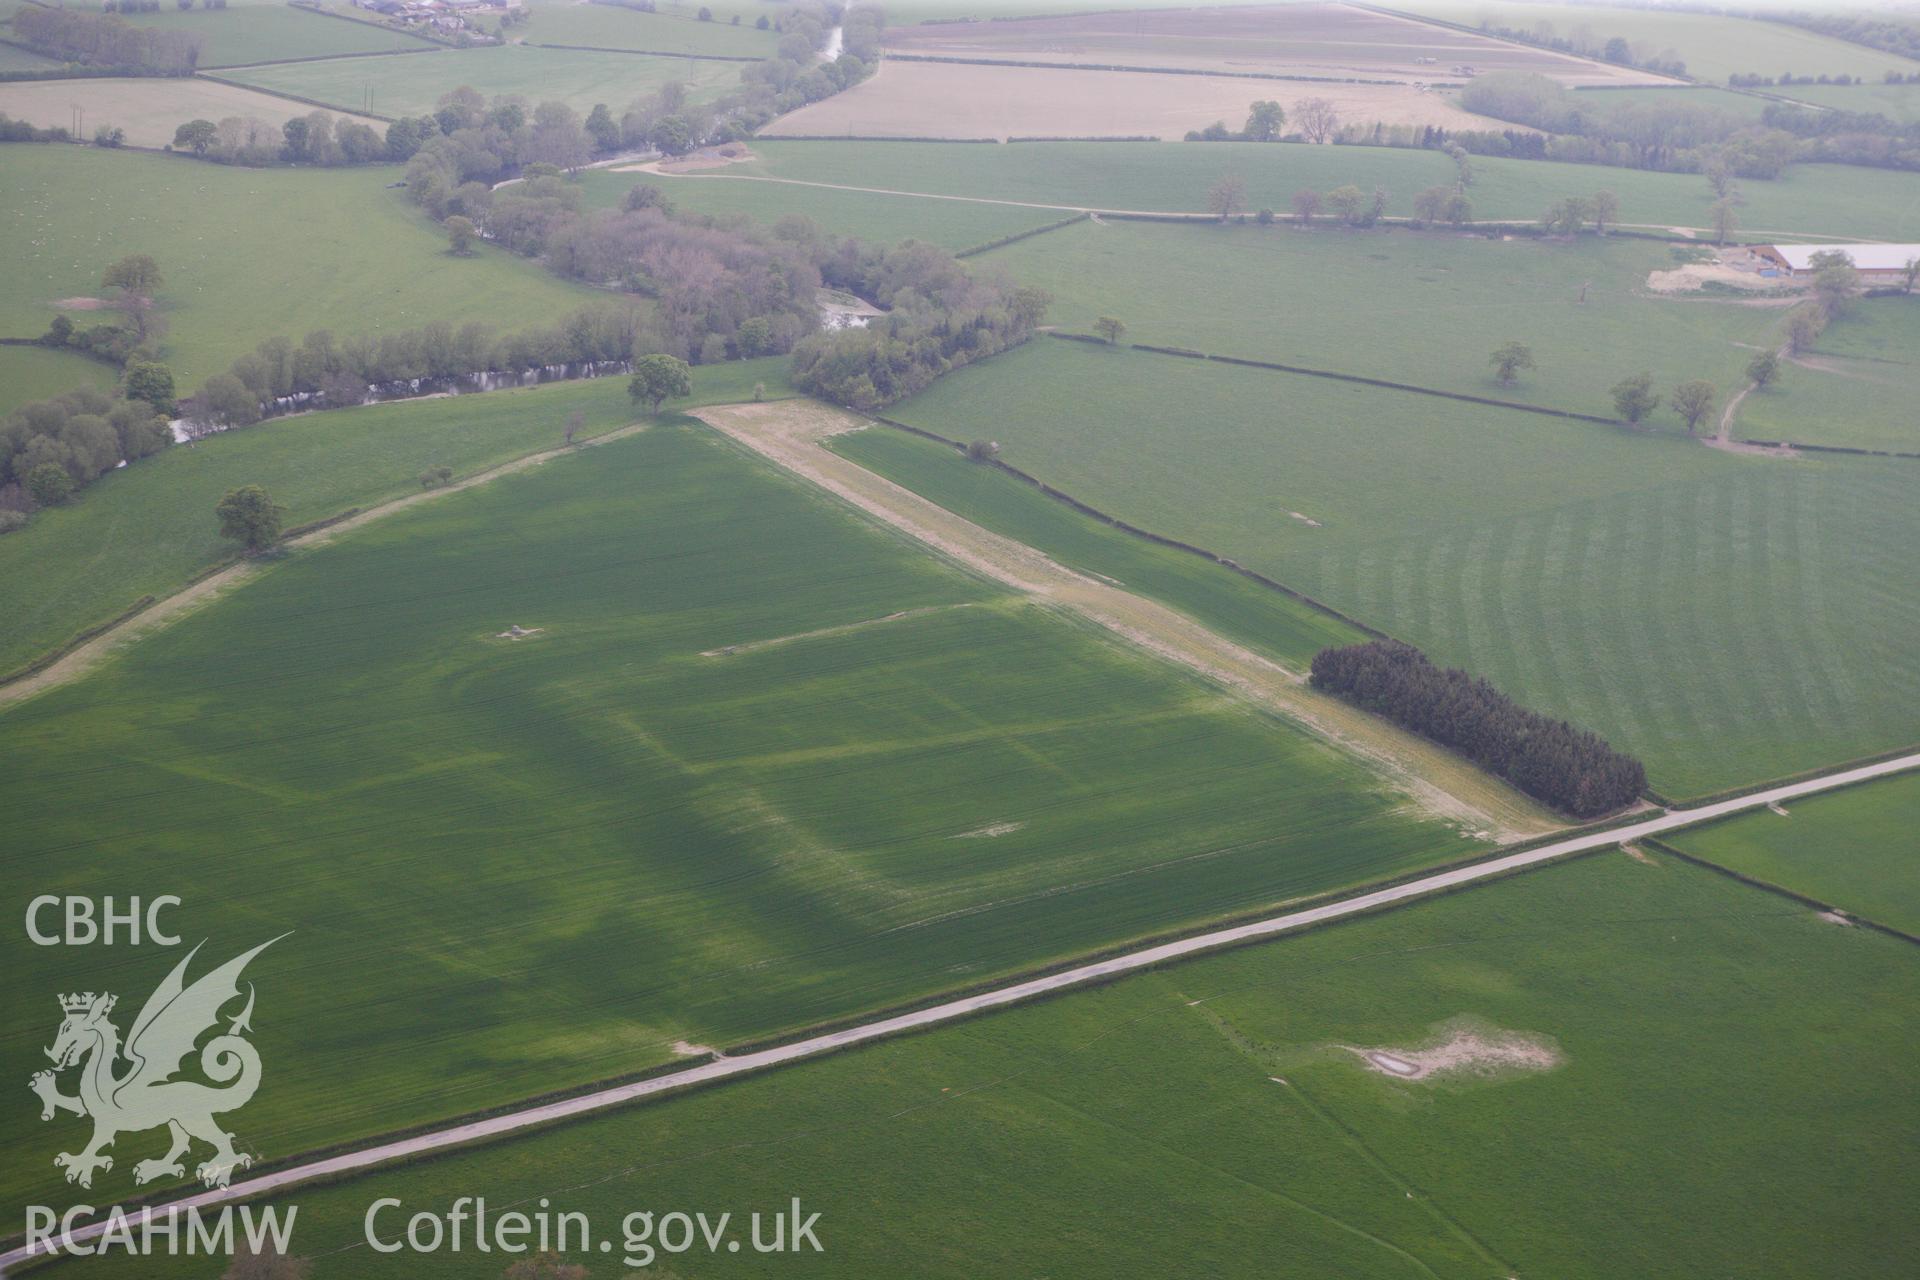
8,748,1914,1273
695,400,1556,839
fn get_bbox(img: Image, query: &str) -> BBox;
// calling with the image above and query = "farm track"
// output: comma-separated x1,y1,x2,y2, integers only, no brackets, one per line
694,399,1558,840
0,421,654,712
8,746,1915,1273
1712,338,1797,455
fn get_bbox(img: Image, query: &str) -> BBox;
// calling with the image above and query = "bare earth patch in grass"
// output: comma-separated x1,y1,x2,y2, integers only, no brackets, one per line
1348,1016,1562,1083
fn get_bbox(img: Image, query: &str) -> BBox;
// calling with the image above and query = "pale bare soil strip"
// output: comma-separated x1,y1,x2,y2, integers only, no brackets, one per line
0,423,651,712
693,399,1557,840
12,749,1918,1274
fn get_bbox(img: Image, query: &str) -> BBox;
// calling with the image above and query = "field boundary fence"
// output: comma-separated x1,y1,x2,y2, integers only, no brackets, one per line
1640,838,1920,947
864,409,1398,642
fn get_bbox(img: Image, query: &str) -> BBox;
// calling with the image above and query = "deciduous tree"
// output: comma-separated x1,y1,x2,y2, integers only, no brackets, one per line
585,102,620,153
1709,194,1740,245
1544,195,1592,235
1670,378,1717,435
1786,303,1826,353
1413,185,1452,226
1243,100,1285,141
1489,341,1535,387
102,253,162,343
1295,96,1339,143
1746,349,1780,388
172,118,216,154
1610,371,1660,425
216,484,284,552
1206,173,1247,221
1808,249,1861,315
628,353,692,415
1290,188,1322,224
1093,316,1126,345
445,215,477,256
1325,184,1365,226
122,361,176,415
1591,188,1618,234
26,462,75,507
199,373,260,427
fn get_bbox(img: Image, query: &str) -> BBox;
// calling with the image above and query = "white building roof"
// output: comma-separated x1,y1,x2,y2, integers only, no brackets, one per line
1771,243,1920,272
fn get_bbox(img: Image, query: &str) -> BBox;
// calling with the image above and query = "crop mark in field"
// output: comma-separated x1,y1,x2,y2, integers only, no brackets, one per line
692,400,1559,841
0,422,654,712
952,821,1026,839
700,603,972,657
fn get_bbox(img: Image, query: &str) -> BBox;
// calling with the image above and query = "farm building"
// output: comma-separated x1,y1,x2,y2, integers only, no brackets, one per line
1753,243,1920,280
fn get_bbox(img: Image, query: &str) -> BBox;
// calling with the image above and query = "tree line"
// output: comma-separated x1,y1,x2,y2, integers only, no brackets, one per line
1462,71,1920,176
789,271,1049,411
7,4,880,172
431,168,822,365
0,385,173,530
11,5,202,74
183,304,649,429
1466,13,1688,78
1721,6,1920,63
1309,641,1646,818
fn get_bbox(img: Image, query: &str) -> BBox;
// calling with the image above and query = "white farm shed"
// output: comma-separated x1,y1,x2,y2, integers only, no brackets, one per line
1755,243,1920,279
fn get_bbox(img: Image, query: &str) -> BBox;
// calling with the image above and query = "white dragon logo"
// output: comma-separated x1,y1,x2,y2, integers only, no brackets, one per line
30,937,283,1191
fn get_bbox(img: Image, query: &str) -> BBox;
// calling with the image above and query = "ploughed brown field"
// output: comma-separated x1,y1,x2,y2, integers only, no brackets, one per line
768,57,1528,140
883,2,1671,88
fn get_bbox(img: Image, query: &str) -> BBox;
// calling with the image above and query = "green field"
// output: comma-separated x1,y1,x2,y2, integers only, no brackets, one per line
1571,84,1775,118
117,4,431,66
0,359,789,676
581,167,1073,249
1777,80,1920,122
976,218,1778,419
0,344,116,418
0,146,601,385
0,37,60,70
1736,299,1920,453
514,0,777,56
1672,772,1920,935
830,424,1367,666
731,141,1920,241
884,339,1920,796
73,846,1920,1279
0,418,1468,1219
221,42,741,116
1393,0,1920,84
